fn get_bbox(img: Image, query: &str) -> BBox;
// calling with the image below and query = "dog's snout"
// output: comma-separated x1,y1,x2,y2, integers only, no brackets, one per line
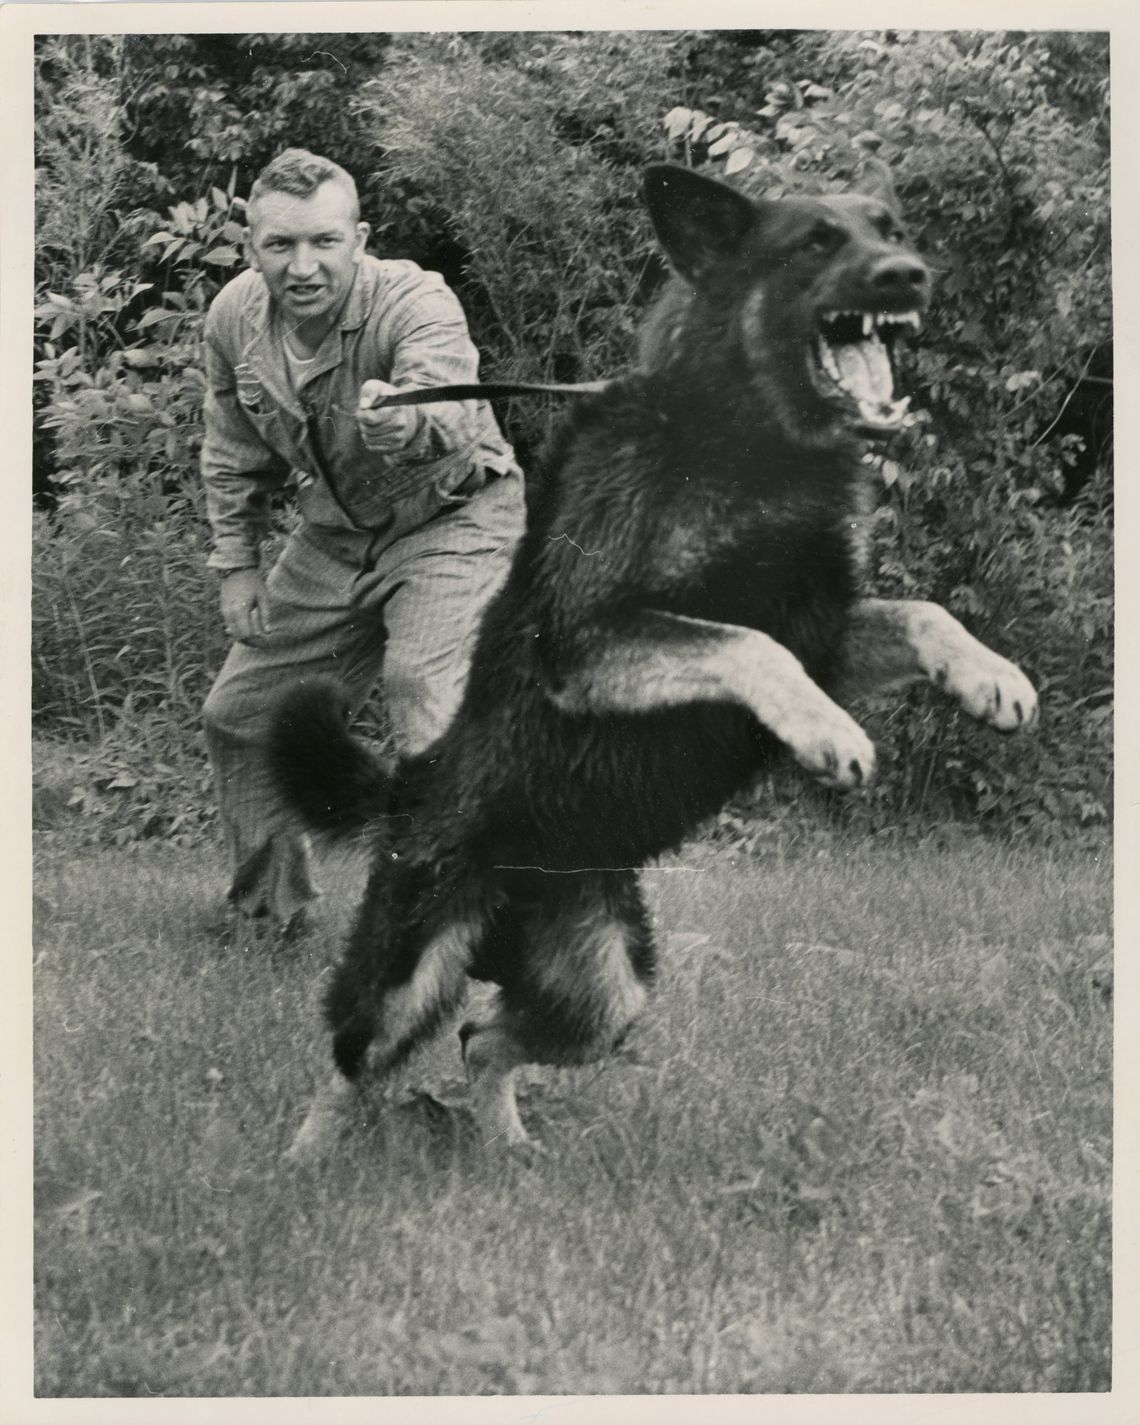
870,255,929,294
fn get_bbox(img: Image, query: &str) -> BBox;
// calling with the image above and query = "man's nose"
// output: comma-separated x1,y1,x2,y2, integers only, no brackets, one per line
287,243,319,276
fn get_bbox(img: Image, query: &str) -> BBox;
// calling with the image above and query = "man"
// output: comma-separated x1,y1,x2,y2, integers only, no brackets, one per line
201,149,524,940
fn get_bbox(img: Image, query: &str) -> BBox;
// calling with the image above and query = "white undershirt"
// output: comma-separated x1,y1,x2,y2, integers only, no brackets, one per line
283,335,316,396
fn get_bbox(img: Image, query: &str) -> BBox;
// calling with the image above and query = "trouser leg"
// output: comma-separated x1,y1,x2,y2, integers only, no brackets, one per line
203,529,389,924
366,473,524,755
203,473,524,924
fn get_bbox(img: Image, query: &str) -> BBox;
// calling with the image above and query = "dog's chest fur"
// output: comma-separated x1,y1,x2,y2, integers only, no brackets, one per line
630,432,869,674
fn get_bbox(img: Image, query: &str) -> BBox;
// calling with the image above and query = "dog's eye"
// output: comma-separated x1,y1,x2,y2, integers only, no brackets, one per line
804,222,843,253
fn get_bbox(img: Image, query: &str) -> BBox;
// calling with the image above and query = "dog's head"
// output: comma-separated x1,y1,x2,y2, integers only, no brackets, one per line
642,161,930,443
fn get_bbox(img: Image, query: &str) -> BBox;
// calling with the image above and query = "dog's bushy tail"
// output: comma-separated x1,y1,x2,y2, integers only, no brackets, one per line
267,678,391,839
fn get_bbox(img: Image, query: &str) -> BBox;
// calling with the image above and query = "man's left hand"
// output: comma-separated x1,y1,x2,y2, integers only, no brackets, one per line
356,379,419,453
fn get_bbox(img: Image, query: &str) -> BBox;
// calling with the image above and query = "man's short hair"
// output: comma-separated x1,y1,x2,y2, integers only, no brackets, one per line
247,148,360,223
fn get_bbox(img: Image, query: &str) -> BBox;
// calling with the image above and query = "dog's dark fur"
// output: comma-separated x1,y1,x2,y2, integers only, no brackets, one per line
270,163,1037,1158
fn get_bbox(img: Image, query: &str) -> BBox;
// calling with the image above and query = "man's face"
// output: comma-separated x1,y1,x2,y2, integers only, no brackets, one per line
244,181,369,331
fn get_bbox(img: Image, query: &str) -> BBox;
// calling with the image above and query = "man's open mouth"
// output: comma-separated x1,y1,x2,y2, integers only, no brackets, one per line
813,308,923,434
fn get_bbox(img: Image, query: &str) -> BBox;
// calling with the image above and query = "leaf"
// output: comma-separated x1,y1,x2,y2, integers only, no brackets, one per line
203,245,241,266
663,106,694,140
724,148,755,176
135,308,179,331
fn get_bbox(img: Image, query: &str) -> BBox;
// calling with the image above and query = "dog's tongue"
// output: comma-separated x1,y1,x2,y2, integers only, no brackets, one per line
833,335,894,409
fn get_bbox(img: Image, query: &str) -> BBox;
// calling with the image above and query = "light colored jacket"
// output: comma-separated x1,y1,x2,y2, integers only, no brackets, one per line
201,254,520,570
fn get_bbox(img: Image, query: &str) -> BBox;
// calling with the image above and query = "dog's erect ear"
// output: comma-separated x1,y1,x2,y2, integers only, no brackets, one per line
856,157,901,215
643,164,757,283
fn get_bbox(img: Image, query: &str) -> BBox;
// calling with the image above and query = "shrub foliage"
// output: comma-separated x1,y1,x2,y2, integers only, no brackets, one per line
32,29,1111,843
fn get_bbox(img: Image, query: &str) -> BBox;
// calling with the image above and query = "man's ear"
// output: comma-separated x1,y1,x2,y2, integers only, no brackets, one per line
353,221,370,260
242,227,260,272
857,157,901,215
643,164,757,284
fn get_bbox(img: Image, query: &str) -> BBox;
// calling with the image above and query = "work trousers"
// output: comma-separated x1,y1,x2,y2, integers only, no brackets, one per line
202,473,524,924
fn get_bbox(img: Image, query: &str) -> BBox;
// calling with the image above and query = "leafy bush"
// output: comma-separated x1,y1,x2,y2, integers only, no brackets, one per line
118,32,395,204
32,186,246,841
34,36,157,293
358,32,691,458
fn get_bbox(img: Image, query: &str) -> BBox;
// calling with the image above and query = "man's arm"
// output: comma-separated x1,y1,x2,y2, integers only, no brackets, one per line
200,300,290,574
354,269,487,465
200,295,290,644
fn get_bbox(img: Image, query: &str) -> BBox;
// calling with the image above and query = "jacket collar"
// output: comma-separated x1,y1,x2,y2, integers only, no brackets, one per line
241,258,378,405
335,256,376,333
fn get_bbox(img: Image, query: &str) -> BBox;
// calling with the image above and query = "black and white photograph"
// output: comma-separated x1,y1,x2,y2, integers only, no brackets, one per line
3,4,1131,1417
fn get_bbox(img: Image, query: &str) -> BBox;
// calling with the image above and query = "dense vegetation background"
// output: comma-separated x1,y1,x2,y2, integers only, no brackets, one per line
31,29,1112,847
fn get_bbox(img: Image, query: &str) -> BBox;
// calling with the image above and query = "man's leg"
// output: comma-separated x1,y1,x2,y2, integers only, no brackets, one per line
204,475,523,928
366,474,524,755
203,526,390,930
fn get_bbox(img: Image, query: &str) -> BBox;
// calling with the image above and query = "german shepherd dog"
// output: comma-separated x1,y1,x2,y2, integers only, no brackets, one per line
270,162,1037,1161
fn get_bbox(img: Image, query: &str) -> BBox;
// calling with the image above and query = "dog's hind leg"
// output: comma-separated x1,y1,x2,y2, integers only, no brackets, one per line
458,1011,532,1149
286,865,483,1164
461,871,656,1151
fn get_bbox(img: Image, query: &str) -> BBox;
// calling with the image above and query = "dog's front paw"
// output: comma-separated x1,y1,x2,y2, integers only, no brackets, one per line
786,703,877,790
936,650,1038,732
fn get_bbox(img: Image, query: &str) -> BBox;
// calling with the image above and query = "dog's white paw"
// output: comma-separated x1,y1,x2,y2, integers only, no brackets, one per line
281,1082,353,1167
936,651,1038,732
282,1112,337,1167
785,703,877,790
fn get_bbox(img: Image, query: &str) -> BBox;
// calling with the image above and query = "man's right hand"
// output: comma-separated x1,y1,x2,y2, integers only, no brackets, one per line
220,568,274,646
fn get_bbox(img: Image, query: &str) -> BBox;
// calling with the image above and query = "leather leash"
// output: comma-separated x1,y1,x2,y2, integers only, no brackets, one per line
370,379,611,408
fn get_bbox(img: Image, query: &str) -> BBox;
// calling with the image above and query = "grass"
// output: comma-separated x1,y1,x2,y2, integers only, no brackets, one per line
32,831,1111,1396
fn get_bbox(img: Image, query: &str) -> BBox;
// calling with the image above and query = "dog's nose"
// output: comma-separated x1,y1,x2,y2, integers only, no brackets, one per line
871,255,929,295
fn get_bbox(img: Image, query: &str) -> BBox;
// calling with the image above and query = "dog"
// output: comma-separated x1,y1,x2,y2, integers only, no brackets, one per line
269,161,1038,1161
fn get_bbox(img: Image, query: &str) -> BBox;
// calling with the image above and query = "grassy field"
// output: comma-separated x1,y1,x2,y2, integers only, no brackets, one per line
32,832,1111,1397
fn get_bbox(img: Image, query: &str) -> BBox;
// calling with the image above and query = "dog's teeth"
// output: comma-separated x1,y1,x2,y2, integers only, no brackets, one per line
862,313,873,337
818,338,840,381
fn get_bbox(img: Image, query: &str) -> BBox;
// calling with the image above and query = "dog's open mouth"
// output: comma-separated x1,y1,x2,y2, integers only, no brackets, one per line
814,309,922,435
